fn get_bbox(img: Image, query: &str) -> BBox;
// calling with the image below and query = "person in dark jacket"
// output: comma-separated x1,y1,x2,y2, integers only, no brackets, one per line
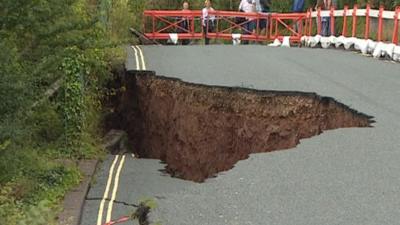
292,0,305,12
321,0,331,36
178,1,191,45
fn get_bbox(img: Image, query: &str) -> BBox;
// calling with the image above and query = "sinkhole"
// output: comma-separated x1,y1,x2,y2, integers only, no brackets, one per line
104,71,373,182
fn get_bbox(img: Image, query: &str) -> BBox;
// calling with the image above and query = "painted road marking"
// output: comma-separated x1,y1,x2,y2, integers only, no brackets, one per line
131,46,140,70
136,45,147,70
96,155,120,225
105,154,126,223
131,45,147,70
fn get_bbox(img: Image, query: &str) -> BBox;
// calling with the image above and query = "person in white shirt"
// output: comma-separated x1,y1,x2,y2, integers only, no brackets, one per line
238,0,256,44
202,0,215,45
239,0,256,13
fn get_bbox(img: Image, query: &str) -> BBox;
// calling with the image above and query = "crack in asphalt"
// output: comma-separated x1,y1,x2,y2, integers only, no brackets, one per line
86,197,139,208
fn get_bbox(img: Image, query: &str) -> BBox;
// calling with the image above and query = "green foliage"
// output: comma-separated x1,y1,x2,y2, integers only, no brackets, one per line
29,102,64,144
18,200,57,225
0,38,30,123
61,50,86,156
271,0,292,12
0,163,80,225
0,184,24,225
139,197,158,210
0,0,124,223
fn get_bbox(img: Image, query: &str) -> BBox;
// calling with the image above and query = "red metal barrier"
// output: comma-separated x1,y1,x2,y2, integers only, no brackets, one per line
377,6,384,41
207,11,270,41
269,12,307,42
143,5,400,45
342,5,348,36
143,10,203,40
103,216,130,225
365,4,370,39
392,6,399,44
352,4,358,37
143,10,307,43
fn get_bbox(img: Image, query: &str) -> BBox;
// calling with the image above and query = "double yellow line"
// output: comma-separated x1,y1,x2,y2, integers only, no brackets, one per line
131,45,147,70
96,155,127,225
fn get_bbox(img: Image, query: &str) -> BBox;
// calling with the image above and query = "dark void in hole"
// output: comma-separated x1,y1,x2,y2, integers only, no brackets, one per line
105,71,374,182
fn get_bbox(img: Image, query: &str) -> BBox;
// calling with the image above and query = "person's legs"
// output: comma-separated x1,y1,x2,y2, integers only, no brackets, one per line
321,17,331,36
321,20,327,36
294,19,302,35
206,21,214,45
249,20,256,33
203,25,209,45
326,19,331,36
242,20,255,44
242,22,250,45
249,20,256,44
182,21,190,45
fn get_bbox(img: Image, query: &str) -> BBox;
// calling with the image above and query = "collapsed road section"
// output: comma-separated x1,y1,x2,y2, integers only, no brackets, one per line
105,71,373,182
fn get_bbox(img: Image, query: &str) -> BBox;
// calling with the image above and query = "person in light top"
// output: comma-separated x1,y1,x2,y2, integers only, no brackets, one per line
239,0,256,44
202,0,215,45
239,0,256,13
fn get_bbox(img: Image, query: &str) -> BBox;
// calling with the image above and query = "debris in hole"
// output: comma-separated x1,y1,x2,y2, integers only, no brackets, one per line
101,129,129,154
131,202,151,225
106,71,374,182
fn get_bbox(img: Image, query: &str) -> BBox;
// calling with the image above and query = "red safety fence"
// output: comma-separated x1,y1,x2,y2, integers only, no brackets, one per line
143,4,400,44
103,216,130,225
309,4,400,44
143,10,308,43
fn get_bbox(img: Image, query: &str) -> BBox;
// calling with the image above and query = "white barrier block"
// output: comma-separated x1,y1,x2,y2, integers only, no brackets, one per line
268,38,281,47
306,36,313,47
384,43,396,59
169,33,179,45
309,35,321,48
366,39,377,54
320,36,331,49
372,42,384,58
281,36,291,47
329,35,337,45
359,40,369,55
354,38,361,50
393,46,400,62
335,36,345,48
300,36,308,46
343,37,356,50
354,38,368,54
232,33,241,45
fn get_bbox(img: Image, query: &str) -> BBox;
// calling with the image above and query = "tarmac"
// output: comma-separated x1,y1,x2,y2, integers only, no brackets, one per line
80,45,400,225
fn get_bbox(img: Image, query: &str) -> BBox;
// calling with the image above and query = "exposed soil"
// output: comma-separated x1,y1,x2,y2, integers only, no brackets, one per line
106,71,373,182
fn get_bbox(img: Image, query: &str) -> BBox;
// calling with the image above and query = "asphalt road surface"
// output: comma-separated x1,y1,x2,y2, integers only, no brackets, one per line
81,45,400,225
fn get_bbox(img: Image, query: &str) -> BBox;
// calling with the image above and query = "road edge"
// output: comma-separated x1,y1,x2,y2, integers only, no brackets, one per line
58,160,99,225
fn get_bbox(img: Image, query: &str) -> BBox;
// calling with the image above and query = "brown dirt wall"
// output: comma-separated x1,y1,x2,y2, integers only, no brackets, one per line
106,71,373,182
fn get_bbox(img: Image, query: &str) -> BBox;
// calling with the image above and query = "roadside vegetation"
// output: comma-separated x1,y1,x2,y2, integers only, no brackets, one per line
0,0,143,224
1,0,399,225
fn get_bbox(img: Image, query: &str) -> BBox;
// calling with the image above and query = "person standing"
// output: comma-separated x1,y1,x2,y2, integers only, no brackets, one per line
202,0,215,45
321,0,331,36
255,0,271,35
292,0,305,13
292,0,305,33
179,1,191,45
239,0,256,44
